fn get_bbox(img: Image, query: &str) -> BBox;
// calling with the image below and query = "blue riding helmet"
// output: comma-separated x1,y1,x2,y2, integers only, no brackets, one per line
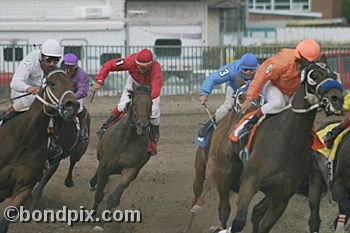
239,53,258,70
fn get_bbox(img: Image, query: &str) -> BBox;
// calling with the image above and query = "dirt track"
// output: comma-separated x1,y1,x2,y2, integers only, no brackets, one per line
0,94,343,233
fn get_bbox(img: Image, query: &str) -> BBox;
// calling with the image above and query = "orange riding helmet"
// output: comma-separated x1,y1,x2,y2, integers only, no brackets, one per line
294,39,321,62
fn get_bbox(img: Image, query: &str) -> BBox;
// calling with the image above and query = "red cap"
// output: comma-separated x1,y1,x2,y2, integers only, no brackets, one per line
135,49,153,68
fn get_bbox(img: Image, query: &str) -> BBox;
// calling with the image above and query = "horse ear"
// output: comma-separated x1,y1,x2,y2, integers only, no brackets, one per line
319,54,327,64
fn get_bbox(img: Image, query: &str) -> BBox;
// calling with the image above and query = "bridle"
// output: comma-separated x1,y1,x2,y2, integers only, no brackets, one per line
34,70,75,118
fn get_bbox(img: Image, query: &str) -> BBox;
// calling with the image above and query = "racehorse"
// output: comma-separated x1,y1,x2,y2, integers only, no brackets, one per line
230,61,344,233
26,108,91,210
0,70,79,233
184,86,264,233
308,120,350,233
89,84,152,227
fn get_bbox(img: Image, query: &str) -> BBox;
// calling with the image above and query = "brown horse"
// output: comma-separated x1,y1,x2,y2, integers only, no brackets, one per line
26,108,91,210
184,86,264,233
230,62,344,233
0,70,79,233
308,120,350,233
89,84,152,229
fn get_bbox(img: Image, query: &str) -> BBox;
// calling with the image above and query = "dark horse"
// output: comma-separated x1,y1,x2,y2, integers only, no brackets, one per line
230,61,344,233
26,108,91,210
184,85,264,233
0,70,79,233
89,84,152,228
308,120,350,233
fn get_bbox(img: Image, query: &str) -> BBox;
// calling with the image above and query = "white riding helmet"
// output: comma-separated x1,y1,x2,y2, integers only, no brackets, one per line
41,39,62,57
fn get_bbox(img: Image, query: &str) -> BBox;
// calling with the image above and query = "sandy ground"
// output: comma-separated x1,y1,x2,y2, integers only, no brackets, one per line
0,94,344,233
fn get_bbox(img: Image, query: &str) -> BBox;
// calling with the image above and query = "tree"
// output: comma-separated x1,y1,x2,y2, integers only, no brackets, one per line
343,0,350,23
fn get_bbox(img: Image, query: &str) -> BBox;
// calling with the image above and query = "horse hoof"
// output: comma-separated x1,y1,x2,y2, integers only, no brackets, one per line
89,182,96,191
93,226,104,231
231,219,245,232
65,179,74,188
208,226,224,233
190,205,203,214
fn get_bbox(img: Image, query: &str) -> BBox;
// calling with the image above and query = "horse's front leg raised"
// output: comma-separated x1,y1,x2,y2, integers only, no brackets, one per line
106,167,141,210
0,189,32,233
27,163,60,211
65,156,79,188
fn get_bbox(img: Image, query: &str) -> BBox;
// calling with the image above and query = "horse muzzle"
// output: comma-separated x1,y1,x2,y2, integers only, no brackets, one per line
322,93,344,116
60,100,79,121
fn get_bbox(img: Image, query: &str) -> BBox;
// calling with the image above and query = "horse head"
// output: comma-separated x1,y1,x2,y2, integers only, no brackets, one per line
129,84,152,135
294,58,344,115
41,69,79,121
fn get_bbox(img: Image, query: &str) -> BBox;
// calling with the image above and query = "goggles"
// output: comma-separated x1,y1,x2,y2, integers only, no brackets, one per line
42,55,60,64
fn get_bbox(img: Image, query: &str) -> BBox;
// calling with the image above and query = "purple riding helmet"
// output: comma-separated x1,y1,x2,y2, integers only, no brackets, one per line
63,53,78,66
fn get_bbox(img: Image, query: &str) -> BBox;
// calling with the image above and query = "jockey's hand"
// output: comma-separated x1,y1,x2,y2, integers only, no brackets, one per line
241,99,253,114
26,86,40,95
199,95,208,105
92,83,102,92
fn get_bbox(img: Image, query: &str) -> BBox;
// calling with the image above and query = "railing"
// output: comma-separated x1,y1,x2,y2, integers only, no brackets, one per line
1,45,350,98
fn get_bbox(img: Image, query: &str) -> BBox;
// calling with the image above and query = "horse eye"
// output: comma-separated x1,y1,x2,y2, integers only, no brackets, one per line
48,81,55,87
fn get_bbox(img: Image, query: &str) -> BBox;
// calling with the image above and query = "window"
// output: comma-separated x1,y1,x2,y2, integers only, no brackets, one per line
155,39,182,57
100,53,121,65
3,47,23,61
64,46,83,60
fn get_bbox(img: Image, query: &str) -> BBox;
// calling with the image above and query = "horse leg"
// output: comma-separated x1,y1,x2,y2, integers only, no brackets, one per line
231,176,258,233
106,167,141,210
92,165,109,213
0,189,31,233
216,170,232,229
89,171,98,191
27,163,60,211
183,148,207,233
251,197,268,233
308,166,324,233
254,198,289,233
64,156,79,188
332,181,350,229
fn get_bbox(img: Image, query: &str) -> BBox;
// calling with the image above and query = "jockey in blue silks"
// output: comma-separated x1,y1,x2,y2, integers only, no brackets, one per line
198,53,259,137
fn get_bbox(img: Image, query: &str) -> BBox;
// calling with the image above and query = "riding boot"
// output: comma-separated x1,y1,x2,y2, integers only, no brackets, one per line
0,106,17,125
238,114,260,148
48,135,63,165
77,109,89,142
150,124,160,143
96,114,119,139
323,124,344,149
198,116,216,138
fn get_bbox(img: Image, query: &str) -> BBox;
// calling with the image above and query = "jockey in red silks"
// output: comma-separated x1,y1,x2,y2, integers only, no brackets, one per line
238,39,321,146
92,49,163,154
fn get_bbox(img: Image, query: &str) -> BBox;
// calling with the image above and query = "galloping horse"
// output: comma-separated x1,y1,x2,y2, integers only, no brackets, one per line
231,61,344,233
0,70,79,233
27,108,91,210
89,84,152,226
184,86,264,233
308,121,350,233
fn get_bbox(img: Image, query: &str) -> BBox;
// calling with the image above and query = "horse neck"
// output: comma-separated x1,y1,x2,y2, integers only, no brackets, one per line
20,98,51,138
288,84,317,130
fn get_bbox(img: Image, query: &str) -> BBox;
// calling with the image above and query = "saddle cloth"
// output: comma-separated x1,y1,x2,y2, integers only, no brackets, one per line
315,123,350,161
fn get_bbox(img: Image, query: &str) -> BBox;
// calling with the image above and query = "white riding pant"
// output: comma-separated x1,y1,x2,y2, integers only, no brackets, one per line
261,81,291,114
11,90,34,111
118,76,160,126
215,85,235,123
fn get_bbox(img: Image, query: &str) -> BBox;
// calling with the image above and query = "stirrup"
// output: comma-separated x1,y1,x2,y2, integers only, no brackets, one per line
96,127,107,139
239,147,250,163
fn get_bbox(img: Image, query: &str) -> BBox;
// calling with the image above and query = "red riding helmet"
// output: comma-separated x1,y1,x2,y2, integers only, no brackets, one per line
135,49,153,68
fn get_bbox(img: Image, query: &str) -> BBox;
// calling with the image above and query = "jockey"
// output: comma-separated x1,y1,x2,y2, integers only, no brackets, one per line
62,53,90,140
92,48,163,153
238,39,321,146
0,39,62,123
198,53,259,137
0,39,63,164
323,92,350,148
